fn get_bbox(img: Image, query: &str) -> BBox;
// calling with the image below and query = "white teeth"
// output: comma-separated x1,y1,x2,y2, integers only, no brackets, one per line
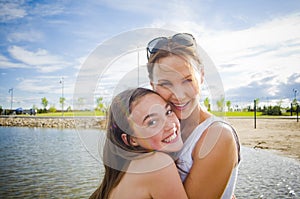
173,102,188,108
175,103,186,107
163,129,177,143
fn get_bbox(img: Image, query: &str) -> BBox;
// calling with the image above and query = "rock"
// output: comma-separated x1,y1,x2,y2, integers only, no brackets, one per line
0,117,106,130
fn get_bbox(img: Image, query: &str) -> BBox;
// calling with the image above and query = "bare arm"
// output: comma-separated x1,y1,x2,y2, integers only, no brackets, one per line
184,123,238,199
146,153,188,199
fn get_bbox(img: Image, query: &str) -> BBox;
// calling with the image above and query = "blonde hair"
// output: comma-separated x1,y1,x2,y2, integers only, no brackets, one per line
147,42,203,92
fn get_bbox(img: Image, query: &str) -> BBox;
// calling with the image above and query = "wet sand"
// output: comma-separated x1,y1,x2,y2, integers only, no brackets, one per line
226,118,300,161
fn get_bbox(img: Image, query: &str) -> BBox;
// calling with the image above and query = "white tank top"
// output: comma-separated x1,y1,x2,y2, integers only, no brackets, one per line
176,116,240,199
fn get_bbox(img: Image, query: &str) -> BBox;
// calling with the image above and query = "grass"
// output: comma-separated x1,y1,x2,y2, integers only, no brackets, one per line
225,111,263,117
210,111,262,117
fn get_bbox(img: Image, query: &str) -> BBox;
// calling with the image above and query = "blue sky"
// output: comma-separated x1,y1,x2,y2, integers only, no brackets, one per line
0,0,300,110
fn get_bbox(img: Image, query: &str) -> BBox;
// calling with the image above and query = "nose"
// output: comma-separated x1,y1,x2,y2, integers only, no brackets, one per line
164,120,175,132
171,86,186,101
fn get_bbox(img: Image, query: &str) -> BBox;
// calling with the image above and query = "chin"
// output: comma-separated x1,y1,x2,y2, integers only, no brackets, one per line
164,141,183,152
176,111,191,120
177,104,198,120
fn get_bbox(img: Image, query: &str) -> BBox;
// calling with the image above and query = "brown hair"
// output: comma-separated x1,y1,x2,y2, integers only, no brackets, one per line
90,88,160,199
147,41,202,82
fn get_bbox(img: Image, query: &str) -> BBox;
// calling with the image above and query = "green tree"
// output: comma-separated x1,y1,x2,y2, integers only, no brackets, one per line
253,98,260,112
292,98,297,105
292,99,298,112
216,97,225,112
77,97,85,111
262,105,282,115
41,97,48,110
49,105,56,113
277,99,283,108
67,106,72,112
59,97,66,111
226,100,231,112
254,98,260,106
204,97,210,111
96,97,107,114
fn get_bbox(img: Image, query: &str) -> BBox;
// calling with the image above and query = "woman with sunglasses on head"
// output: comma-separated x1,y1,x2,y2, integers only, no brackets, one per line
147,33,241,199
90,88,188,199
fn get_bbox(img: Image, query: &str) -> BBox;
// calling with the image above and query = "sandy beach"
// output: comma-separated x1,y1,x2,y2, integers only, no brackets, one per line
226,118,300,161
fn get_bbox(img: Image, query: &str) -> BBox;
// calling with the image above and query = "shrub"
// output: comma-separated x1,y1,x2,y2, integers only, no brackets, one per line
262,105,282,116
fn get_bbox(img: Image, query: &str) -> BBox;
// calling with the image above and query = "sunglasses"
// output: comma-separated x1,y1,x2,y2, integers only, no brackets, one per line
146,33,196,59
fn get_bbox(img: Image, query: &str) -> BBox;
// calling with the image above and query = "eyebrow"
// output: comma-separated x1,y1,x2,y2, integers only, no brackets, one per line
142,103,170,123
183,74,192,80
157,74,192,82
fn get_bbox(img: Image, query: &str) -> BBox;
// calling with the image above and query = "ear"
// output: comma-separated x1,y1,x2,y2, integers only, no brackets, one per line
121,134,139,147
200,68,204,84
129,137,139,146
150,81,155,90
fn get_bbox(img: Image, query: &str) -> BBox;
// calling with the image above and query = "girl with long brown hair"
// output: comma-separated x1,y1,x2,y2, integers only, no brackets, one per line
90,88,187,199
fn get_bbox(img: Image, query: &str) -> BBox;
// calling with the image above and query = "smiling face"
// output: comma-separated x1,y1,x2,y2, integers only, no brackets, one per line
151,55,202,120
128,93,183,152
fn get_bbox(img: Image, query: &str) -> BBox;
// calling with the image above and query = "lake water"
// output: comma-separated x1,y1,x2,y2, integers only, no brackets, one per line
0,127,299,198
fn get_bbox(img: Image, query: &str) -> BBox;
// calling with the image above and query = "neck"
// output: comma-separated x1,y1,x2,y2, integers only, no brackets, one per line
180,105,212,142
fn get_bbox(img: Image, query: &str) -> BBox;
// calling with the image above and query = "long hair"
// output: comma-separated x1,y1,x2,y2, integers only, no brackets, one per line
90,88,159,199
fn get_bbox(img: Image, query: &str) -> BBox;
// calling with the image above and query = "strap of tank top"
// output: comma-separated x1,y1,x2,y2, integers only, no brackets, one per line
211,120,241,163
182,116,241,163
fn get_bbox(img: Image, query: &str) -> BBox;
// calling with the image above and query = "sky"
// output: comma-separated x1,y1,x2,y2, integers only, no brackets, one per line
0,0,300,111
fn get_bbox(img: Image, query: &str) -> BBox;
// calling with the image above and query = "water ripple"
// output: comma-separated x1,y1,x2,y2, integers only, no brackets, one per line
0,127,299,198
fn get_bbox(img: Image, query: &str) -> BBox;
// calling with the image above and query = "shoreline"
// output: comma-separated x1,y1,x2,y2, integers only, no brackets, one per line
1,116,299,161
0,116,106,129
226,117,300,161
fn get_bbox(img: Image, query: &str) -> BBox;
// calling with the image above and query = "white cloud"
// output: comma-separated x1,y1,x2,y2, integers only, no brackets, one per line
16,79,54,93
7,30,44,42
15,75,74,97
194,13,300,91
0,1,27,22
0,53,30,69
99,0,199,23
31,2,66,16
100,0,173,13
8,46,72,73
200,13,300,62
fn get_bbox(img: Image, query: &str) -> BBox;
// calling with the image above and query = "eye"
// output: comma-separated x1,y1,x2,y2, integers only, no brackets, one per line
166,109,173,116
166,106,173,116
183,78,193,83
158,81,172,88
147,119,157,127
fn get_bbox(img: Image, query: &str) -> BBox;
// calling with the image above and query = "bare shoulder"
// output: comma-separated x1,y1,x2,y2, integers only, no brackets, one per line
193,121,237,160
208,121,236,142
144,153,188,199
148,151,174,161
128,152,175,174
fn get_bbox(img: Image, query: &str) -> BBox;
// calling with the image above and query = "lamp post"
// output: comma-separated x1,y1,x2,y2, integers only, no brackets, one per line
60,77,64,116
8,88,13,112
254,99,257,129
137,47,139,86
293,88,299,122
293,88,298,103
